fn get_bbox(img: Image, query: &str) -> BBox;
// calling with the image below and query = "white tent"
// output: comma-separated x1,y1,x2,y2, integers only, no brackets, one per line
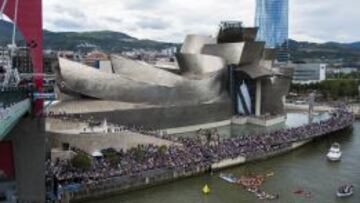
91,150,103,157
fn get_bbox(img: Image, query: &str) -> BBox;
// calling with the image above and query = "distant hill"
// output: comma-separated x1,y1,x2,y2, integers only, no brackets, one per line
0,20,177,52
0,20,24,43
289,40,360,63
1,20,359,63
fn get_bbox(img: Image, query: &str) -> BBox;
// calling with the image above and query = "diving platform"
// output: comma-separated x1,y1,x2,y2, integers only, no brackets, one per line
0,99,31,140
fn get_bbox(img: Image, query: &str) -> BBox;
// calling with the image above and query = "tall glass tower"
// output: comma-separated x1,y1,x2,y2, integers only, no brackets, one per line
255,0,289,62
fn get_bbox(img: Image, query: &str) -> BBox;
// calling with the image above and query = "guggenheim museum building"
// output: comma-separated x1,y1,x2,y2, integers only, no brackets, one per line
51,22,293,130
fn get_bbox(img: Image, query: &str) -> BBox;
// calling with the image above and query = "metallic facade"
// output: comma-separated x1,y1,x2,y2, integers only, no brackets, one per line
255,0,289,61
56,57,226,106
55,22,293,119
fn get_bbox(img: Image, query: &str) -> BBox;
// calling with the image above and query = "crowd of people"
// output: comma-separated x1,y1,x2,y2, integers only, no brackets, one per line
46,108,354,195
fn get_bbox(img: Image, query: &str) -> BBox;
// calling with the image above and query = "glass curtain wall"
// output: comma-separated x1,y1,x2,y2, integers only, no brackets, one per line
255,0,289,62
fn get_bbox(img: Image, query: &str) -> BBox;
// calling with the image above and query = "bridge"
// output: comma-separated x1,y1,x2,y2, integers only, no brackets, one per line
0,98,31,140
0,0,45,202
0,0,44,139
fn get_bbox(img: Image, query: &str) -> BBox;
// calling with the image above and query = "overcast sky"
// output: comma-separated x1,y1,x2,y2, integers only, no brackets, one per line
42,0,360,43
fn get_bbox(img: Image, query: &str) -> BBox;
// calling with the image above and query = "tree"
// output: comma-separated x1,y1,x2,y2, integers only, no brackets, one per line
102,149,119,166
158,145,168,155
71,153,92,170
290,79,360,100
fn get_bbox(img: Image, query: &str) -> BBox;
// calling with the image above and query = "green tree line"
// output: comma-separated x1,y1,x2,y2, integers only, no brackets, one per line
291,79,360,100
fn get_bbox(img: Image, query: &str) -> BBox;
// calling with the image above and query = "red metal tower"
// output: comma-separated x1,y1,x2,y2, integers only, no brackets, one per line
1,0,43,112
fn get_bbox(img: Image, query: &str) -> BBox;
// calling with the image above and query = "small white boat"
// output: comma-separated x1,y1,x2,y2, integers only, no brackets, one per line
219,173,237,184
327,143,342,161
336,184,354,197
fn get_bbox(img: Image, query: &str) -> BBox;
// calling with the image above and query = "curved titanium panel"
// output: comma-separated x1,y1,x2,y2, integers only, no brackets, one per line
239,42,265,65
243,28,258,42
235,64,273,79
110,55,182,87
180,35,216,54
176,53,225,76
274,66,294,78
261,76,291,115
57,58,226,105
263,48,276,60
201,43,245,65
217,28,244,43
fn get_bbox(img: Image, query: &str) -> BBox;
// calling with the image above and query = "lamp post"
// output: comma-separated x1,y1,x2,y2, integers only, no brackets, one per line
308,92,316,123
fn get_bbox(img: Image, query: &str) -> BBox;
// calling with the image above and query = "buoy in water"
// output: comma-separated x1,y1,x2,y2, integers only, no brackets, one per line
202,184,211,194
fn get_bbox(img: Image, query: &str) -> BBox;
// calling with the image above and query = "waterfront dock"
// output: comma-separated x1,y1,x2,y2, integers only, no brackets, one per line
58,110,353,203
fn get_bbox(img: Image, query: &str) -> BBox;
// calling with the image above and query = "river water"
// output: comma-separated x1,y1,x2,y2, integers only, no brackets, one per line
87,113,359,203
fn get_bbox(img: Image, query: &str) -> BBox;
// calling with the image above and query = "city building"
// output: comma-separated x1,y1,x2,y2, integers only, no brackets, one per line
327,67,358,75
292,63,327,84
255,0,289,62
57,51,82,62
82,50,109,67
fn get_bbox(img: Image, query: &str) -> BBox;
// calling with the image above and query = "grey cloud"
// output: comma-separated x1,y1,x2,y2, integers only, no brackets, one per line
44,0,360,43
136,18,170,30
53,4,86,20
105,17,123,24
125,0,166,10
291,0,360,42
52,19,85,30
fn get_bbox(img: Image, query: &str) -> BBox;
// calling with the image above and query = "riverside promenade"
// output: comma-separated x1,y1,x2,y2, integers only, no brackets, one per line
49,109,354,203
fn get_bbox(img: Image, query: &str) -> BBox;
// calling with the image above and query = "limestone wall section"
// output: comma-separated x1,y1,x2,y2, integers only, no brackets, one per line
51,132,179,154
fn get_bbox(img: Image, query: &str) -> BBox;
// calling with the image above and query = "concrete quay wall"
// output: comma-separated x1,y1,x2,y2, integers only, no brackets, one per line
66,166,210,203
285,103,333,112
211,140,310,171
50,132,179,154
285,103,360,119
52,101,233,130
46,118,88,133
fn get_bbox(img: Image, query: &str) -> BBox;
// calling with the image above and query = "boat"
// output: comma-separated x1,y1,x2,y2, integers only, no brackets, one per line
254,190,279,200
237,175,264,188
336,184,354,197
327,142,342,161
266,172,275,177
219,173,237,184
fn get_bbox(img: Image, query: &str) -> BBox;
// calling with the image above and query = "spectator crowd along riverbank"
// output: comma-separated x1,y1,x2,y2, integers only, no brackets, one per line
46,107,353,202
